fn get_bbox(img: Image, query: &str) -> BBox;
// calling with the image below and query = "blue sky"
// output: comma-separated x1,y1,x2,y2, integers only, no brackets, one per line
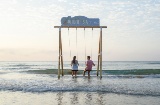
0,0,160,61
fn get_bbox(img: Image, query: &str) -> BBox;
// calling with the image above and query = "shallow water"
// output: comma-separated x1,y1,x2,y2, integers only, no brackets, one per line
0,72,160,96
0,91,160,105
0,61,160,105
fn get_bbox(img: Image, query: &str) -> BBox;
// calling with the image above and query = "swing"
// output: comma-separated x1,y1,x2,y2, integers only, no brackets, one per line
67,27,95,77
83,28,95,76
67,28,78,60
68,28,93,63
54,16,107,79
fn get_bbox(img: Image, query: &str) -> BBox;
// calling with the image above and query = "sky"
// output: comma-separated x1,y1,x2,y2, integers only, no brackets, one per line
0,0,160,61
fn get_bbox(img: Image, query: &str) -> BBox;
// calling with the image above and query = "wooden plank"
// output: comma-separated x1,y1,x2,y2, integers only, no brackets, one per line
54,26,107,28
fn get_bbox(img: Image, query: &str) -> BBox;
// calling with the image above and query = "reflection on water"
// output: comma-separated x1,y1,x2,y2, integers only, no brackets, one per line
1,91,159,105
70,93,78,105
56,92,63,105
97,93,105,105
85,93,92,105
55,92,106,105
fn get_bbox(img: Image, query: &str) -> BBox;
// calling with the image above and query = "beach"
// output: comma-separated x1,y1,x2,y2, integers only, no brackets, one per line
1,0,160,104
0,61,160,105
1,91,160,105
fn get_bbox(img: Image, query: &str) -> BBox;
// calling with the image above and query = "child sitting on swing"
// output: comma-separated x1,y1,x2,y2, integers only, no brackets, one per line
83,56,95,77
71,56,79,77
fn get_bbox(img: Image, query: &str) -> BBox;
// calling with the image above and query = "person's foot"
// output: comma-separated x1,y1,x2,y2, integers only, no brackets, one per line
83,71,85,76
88,76,90,79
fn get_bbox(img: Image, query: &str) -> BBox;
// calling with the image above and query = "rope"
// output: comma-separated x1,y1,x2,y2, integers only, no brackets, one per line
84,28,86,62
68,28,71,59
76,28,78,60
91,28,93,59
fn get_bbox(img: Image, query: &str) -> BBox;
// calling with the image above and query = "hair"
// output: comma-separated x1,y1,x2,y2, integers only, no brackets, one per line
87,56,90,60
72,56,76,64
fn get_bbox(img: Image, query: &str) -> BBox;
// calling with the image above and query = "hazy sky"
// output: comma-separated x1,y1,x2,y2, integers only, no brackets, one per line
0,0,160,61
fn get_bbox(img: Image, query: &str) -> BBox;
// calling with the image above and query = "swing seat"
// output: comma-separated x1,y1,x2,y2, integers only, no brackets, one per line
83,69,91,76
85,69,91,71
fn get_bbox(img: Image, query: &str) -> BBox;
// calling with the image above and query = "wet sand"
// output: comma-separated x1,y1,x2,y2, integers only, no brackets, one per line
0,91,160,105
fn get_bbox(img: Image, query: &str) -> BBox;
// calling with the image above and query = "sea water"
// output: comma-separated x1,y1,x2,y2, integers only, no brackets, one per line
0,61,160,105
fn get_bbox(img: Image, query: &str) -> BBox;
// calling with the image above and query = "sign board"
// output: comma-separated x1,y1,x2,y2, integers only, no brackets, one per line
61,16,100,26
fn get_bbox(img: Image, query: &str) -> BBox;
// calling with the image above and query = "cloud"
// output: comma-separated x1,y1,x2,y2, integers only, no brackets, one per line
0,0,160,61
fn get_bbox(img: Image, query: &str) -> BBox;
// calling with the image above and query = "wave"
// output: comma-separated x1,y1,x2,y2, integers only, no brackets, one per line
0,75,160,96
147,62,160,64
25,69,160,75
104,69,160,75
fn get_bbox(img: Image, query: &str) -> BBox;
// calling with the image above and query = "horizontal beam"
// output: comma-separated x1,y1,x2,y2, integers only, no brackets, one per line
54,26,107,28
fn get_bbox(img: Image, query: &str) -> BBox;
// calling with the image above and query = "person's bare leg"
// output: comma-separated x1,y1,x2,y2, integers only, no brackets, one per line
75,71,77,77
88,71,90,77
74,71,76,76
83,70,86,76
72,71,73,76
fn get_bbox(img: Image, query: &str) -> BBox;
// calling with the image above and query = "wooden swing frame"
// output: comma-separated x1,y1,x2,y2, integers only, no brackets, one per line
54,26,107,79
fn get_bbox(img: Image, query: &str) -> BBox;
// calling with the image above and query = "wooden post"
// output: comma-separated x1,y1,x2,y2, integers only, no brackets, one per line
60,33,64,76
100,27,102,79
58,27,61,79
97,35,101,76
